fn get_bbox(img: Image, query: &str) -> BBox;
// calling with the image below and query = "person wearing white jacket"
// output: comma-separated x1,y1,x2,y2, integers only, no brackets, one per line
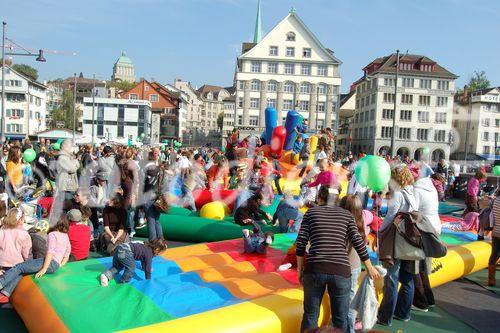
411,165,441,311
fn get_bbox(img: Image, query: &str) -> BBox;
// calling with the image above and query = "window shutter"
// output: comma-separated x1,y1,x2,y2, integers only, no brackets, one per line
6,109,11,117
19,125,23,133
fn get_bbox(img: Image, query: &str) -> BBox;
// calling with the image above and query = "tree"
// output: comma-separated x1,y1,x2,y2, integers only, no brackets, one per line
12,64,38,81
0,58,13,66
468,70,490,92
51,90,76,129
109,80,136,92
217,112,224,132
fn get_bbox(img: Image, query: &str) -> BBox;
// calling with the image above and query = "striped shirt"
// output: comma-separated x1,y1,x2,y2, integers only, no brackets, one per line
296,205,369,277
492,197,500,239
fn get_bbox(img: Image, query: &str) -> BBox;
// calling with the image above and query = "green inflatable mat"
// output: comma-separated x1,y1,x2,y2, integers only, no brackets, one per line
136,199,282,242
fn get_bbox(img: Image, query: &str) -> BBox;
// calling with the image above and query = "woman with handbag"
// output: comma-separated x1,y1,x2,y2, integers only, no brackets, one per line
378,165,418,326
411,165,441,311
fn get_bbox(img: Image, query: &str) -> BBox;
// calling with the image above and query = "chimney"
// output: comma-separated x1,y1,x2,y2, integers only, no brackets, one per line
140,77,145,82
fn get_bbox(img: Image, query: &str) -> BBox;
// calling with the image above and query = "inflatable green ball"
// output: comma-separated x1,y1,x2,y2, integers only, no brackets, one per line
23,148,37,163
422,147,430,154
140,133,145,138
354,155,391,192
493,165,500,176
52,142,61,151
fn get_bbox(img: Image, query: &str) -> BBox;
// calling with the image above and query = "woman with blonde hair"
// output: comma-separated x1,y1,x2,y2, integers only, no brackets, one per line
378,164,418,326
0,208,32,273
6,146,23,192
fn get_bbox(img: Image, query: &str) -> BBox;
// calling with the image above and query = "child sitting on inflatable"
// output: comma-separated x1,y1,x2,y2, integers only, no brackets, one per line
242,221,274,254
0,219,71,304
100,238,167,286
234,192,272,226
291,135,304,164
272,192,304,233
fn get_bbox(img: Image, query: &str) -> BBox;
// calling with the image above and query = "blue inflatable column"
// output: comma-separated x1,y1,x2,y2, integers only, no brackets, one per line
283,110,300,151
264,107,277,145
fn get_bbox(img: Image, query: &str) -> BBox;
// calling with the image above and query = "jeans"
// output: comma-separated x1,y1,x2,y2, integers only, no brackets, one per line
127,207,136,234
145,201,162,241
301,272,351,333
102,243,136,283
489,237,500,265
273,175,283,195
276,209,303,233
181,185,196,211
378,259,414,325
0,258,59,296
348,267,362,333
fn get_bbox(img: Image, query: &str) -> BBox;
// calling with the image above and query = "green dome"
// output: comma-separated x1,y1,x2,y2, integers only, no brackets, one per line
116,51,133,65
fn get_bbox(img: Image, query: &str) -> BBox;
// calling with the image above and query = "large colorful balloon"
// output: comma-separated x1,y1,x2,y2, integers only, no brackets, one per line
354,155,391,192
22,148,36,163
269,126,286,158
200,201,226,220
264,107,277,145
493,165,500,176
308,136,319,162
283,110,301,151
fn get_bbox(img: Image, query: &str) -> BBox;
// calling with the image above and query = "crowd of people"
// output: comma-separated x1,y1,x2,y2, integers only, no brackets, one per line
0,125,498,333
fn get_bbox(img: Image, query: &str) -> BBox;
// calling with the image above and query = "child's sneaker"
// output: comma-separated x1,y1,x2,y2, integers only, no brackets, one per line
265,236,273,245
100,274,109,287
278,263,292,271
242,229,250,238
136,218,146,229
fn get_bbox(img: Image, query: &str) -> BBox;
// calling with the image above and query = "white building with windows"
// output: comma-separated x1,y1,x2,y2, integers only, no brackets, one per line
352,53,457,161
454,87,500,159
82,97,151,141
0,66,47,139
234,8,341,133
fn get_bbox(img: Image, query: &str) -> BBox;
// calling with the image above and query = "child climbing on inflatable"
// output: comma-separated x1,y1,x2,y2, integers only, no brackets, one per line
0,219,71,304
100,238,167,286
242,221,274,254
291,135,304,164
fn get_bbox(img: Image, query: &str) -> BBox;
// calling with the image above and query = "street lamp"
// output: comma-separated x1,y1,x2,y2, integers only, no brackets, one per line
1,21,46,142
390,50,400,158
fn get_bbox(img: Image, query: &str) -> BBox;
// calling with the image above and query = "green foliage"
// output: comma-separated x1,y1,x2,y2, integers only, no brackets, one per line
109,80,136,92
51,90,76,129
217,112,224,131
468,70,490,92
12,64,38,81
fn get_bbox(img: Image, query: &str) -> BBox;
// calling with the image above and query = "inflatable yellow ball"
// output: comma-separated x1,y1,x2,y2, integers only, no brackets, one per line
200,201,226,220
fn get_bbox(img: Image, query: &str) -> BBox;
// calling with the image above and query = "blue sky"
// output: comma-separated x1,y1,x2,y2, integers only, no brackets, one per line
2,0,499,92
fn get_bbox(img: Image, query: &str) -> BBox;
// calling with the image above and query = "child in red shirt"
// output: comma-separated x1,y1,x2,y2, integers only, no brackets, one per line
67,209,91,261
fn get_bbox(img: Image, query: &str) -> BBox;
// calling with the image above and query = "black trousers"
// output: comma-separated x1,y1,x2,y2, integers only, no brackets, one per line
489,237,500,265
413,259,435,308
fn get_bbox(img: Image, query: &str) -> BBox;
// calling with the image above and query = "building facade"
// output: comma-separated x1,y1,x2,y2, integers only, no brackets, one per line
118,79,181,143
0,66,47,139
351,53,457,161
454,87,500,158
336,90,356,155
112,52,136,82
197,85,231,133
173,79,204,133
234,9,341,133
82,97,151,141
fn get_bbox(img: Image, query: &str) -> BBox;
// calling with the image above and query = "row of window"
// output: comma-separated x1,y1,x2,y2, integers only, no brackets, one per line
379,109,447,123
482,104,500,112
480,118,500,127
249,61,329,76
482,132,500,142
483,145,500,155
29,95,42,106
6,124,23,133
381,93,447,106
0,80,23,87
244,80,329,94
236,114,328,130
383,77,450,90
245,97,329,113
379,127,447,142
268,45,312,58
